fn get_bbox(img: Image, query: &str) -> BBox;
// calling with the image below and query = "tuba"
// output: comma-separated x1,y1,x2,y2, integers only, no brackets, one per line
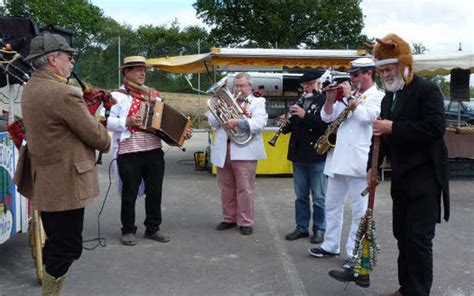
207,77,253,145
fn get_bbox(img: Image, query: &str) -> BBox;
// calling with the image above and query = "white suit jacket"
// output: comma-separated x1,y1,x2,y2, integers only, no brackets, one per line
207,94,268,168
321,85,384,178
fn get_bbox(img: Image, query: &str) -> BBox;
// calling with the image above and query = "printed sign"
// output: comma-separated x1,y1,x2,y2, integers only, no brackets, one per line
0,132,16,244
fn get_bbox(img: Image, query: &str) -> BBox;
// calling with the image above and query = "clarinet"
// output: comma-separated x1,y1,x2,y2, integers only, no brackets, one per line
268,93,306,147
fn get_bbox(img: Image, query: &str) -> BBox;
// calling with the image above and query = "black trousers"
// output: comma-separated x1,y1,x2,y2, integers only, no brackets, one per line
117,149,165,235
391,163,441,296
41,208,84,278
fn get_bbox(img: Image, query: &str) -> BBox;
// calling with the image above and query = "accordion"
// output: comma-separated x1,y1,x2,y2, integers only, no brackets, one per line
138,101,192,149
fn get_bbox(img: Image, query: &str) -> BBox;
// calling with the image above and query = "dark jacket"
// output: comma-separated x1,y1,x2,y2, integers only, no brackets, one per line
368,75,450,222
282,91,329,163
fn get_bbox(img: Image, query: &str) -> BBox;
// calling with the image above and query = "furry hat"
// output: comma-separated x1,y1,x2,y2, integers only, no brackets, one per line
372,33,414,84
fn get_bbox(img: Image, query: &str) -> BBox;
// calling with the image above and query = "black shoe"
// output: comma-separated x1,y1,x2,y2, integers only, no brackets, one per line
285,229,309,241
342,256,356,270
239,226,253,235
310,230,324,244
215,222,237,231
308,247,339,258
328,269,370,288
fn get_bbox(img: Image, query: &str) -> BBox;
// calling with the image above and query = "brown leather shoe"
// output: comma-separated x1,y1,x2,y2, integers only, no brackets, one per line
380,290,403,296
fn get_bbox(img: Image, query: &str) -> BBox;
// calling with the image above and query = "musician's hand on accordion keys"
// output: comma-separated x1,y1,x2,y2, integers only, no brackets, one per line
126,114,143,127
184,128,193,140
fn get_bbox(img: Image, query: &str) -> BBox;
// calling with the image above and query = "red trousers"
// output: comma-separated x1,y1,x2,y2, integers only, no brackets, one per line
216,144,257,226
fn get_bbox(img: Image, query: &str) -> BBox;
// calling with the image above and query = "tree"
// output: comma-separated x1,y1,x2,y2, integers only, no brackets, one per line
193,0,368,49
1,1,212,91
412,42,428,55
1,0,105,53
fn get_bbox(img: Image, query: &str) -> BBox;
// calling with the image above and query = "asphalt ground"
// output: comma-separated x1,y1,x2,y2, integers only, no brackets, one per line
1,131,473,296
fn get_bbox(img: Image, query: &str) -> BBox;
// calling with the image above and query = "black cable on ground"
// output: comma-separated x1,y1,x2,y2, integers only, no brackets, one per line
82,158,116,250
176,159,195,166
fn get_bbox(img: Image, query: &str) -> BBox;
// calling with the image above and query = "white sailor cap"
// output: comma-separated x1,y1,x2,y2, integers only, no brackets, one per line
348,57,375,73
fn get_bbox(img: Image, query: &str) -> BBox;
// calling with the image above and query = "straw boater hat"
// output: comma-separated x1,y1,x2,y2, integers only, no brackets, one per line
119,56,150,69
372,33,414,84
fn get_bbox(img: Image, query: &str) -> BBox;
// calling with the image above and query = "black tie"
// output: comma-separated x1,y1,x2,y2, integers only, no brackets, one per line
390,92,398,114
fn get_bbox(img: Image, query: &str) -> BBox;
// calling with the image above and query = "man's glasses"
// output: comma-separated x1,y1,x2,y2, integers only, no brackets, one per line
350,71,361,78
60,51,74,62
234,83,249,88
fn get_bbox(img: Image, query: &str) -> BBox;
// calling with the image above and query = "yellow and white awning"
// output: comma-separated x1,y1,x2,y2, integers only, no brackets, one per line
413,52,474,76
146,48,369,73
146,48,474,76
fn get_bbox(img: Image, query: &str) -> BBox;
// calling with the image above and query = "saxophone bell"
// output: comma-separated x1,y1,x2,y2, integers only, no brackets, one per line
314,85,363,155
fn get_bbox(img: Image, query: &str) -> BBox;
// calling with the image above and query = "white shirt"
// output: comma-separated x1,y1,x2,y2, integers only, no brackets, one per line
321,85,384,177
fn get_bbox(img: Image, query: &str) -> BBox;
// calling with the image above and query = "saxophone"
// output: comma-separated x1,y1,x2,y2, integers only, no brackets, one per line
314,84,362,155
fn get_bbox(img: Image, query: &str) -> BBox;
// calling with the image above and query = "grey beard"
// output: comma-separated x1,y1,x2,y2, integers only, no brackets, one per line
384,74,405,92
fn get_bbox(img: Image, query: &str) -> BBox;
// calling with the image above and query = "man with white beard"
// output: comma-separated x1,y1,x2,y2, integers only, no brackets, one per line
328,34,450,296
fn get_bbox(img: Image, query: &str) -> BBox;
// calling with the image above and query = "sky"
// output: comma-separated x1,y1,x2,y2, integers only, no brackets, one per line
92,0,474,55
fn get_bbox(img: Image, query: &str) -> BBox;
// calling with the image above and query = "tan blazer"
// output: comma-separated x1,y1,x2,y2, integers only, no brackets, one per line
16,68,111,212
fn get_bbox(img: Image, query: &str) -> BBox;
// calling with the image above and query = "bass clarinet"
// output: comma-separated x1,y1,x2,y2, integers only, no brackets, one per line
268,93,305,147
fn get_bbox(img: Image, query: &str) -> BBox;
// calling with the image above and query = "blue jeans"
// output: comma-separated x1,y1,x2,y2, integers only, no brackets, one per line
292,161,327,234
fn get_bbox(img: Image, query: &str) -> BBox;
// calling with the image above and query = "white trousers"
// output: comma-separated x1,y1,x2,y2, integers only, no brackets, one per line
321,174,368,256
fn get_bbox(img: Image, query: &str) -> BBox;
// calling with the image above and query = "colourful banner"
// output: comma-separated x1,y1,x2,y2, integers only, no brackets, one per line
0,132,16,244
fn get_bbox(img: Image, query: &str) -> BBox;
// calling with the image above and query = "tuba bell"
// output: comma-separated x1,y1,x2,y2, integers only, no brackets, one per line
207,77,253,145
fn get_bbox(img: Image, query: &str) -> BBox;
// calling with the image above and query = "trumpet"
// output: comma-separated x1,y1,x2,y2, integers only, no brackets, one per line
268,93,305,147
321,84,344,93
